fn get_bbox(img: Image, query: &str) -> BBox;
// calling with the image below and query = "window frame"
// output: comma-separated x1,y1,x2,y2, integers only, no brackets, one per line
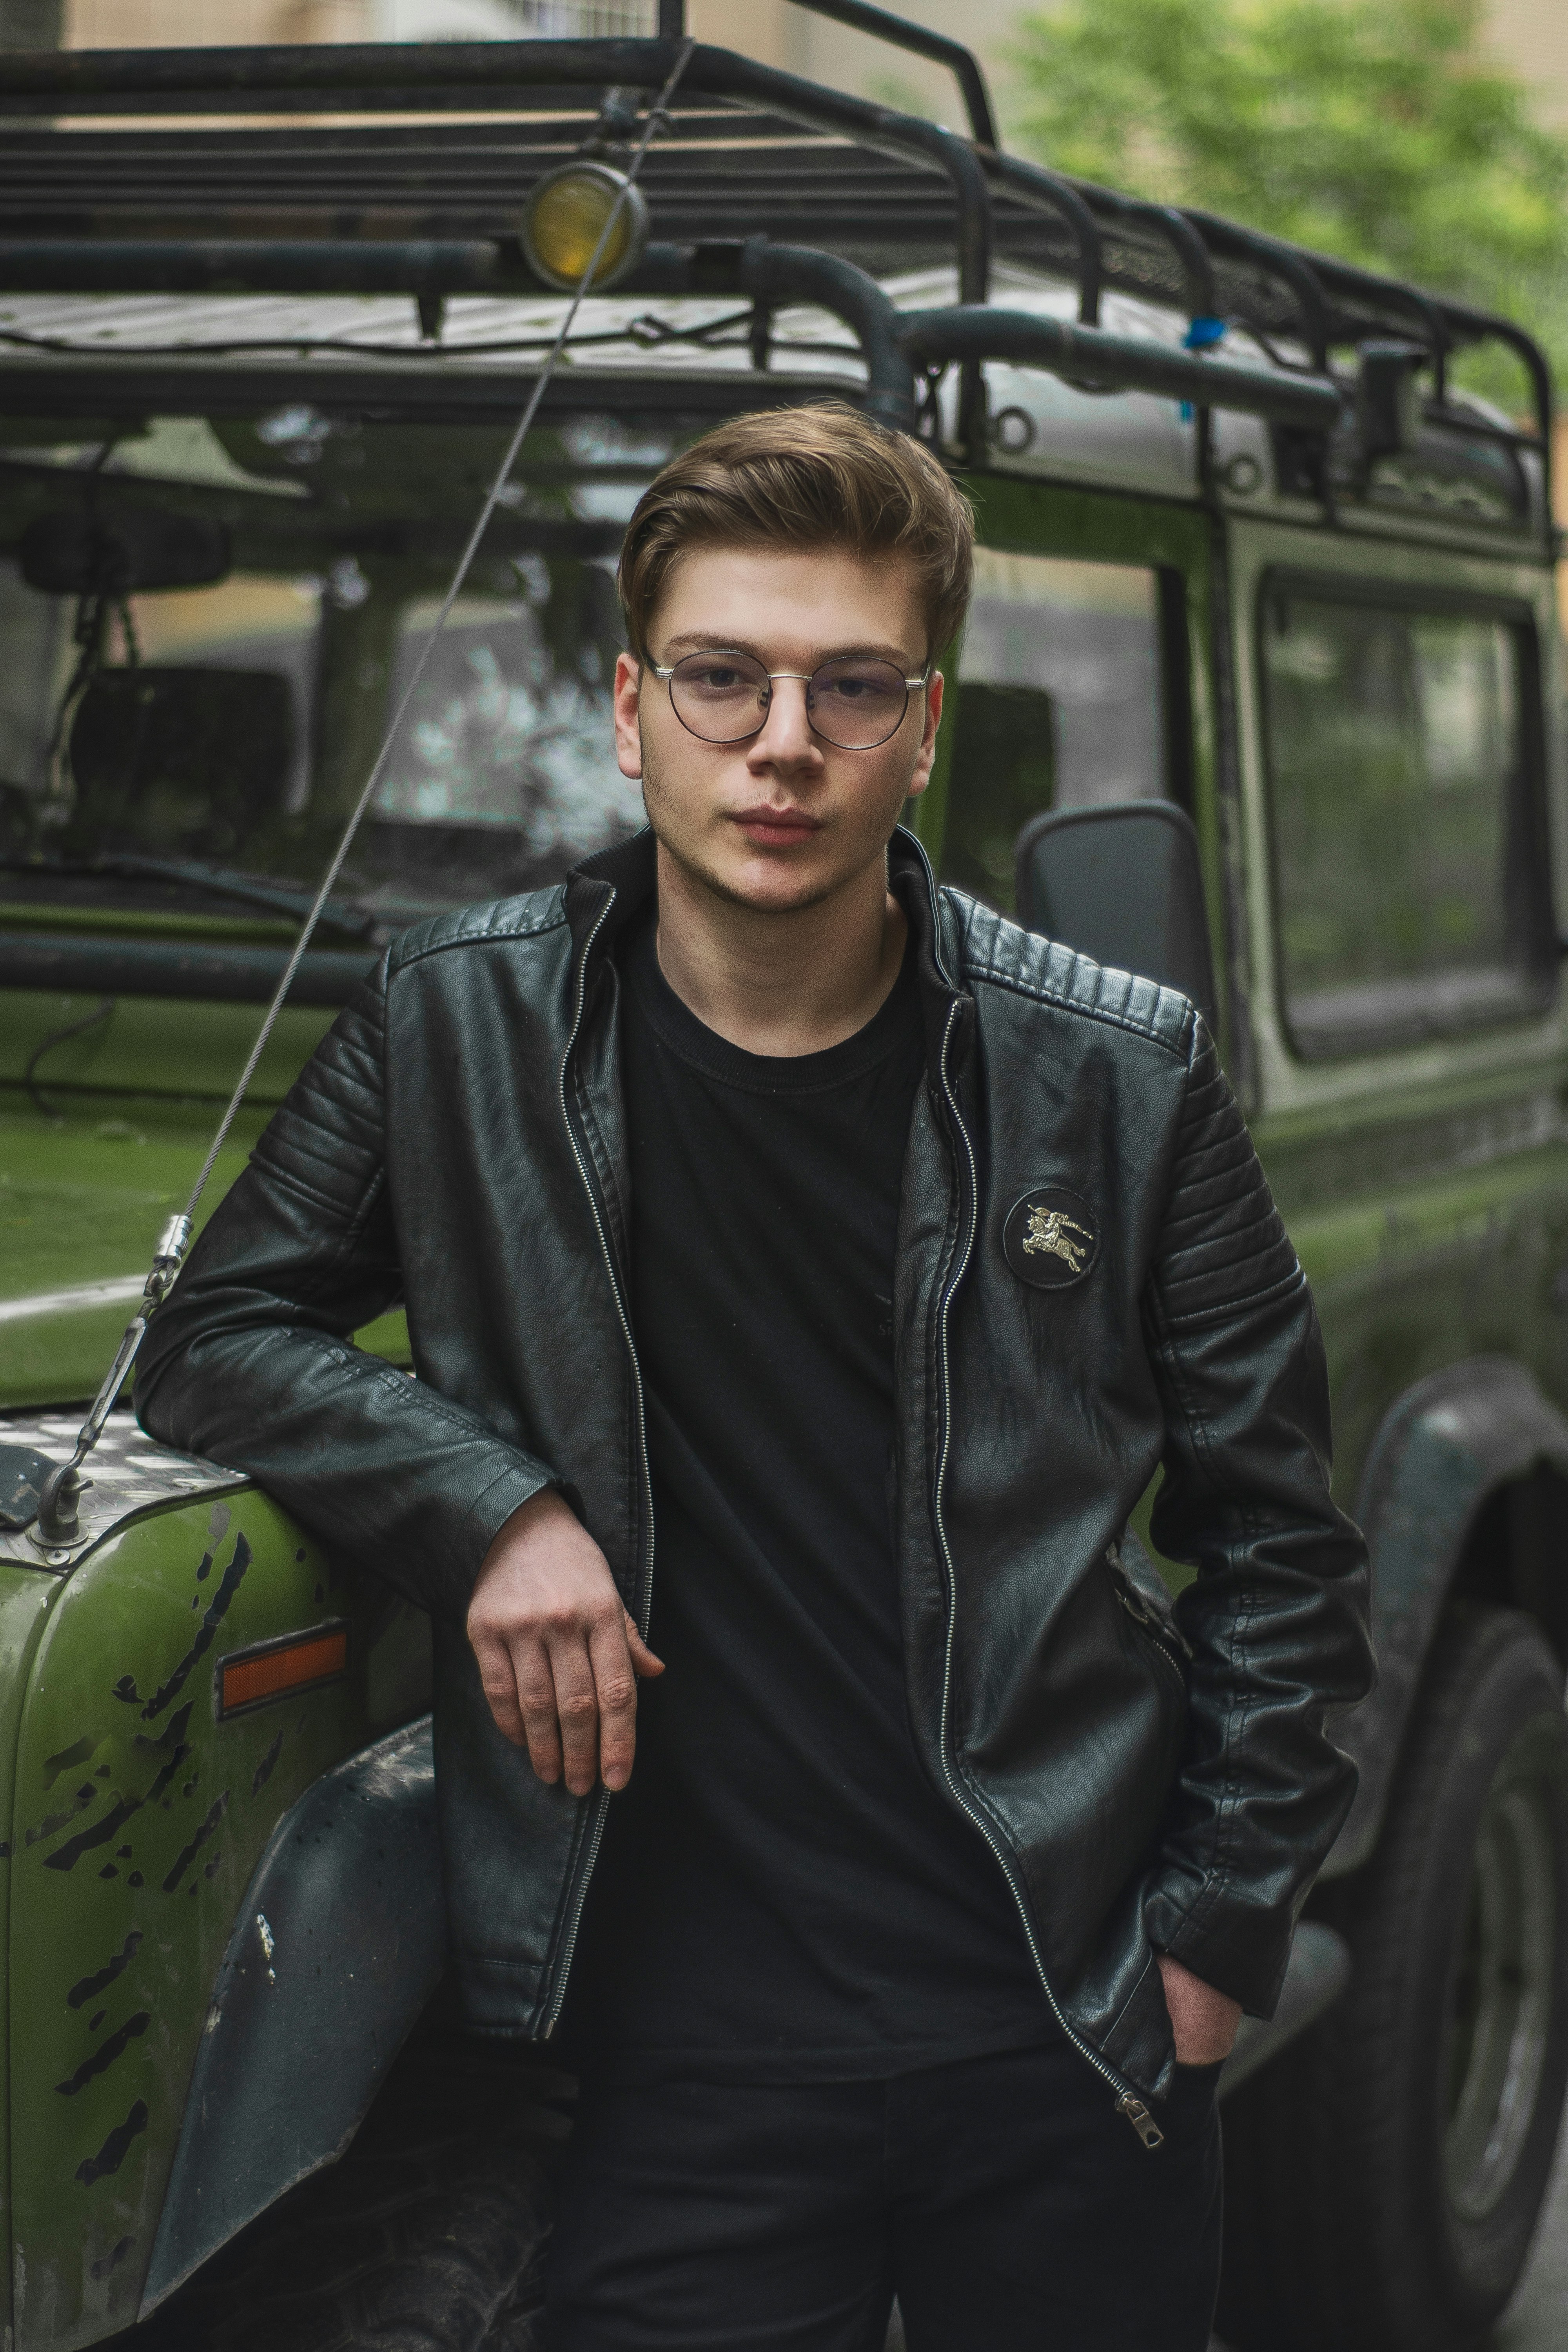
1256,566,1556,1063
930,547,1191,912
1157,566,1195,819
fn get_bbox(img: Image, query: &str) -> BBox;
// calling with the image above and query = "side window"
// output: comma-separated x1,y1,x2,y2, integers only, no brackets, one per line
938,550,1172,913
1260,582,1554,1058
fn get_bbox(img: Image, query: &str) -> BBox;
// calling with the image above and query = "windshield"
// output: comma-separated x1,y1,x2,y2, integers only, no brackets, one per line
0,408,662,922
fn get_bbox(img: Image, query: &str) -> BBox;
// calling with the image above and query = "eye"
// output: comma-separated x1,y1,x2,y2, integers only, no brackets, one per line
817,661,902,704
683,660,760,695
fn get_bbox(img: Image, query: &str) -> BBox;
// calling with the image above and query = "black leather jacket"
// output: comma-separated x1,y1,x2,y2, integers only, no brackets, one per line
137,826,1373,2109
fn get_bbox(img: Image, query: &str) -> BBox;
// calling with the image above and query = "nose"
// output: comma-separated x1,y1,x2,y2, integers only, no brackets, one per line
748,674,820,768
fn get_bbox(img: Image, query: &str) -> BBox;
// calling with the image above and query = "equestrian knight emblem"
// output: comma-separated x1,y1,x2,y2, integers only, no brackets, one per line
1020,1204,1094,1276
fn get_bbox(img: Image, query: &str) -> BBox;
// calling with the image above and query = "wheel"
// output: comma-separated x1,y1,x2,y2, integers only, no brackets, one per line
1217,1604,1568,2352
130,2023,571,2352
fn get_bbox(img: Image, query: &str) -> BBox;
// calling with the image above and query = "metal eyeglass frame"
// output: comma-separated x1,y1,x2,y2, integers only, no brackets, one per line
647,650,930,750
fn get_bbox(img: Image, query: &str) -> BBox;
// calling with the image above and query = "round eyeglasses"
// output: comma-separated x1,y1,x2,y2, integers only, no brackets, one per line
650,650,927,751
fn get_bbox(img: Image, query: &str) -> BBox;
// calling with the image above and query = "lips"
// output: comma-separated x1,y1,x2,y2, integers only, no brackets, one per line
731,807,822,846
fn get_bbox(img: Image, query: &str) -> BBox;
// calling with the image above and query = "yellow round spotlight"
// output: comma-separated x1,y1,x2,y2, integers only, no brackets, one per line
521,162,651,294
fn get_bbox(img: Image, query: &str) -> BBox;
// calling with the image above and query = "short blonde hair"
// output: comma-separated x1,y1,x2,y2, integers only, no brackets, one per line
617,404,974,664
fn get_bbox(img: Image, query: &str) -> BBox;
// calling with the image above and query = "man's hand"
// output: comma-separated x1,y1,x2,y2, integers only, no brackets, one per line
467,1489,664,1797
1156,1953,1242,2065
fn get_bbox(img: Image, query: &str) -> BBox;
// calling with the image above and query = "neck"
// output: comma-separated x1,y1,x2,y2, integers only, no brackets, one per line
651,840,907,1057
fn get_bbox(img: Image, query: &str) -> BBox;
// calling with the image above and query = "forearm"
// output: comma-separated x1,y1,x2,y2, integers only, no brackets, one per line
1142,1281,1374,2013
135,976,559,1623
138,1311,555,1622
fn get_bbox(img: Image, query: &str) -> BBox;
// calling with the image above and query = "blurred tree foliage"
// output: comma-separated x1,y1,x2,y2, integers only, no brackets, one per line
1009,0,1568,395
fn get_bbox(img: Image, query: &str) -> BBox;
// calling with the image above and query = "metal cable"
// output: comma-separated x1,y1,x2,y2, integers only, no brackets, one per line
28,43,693,1547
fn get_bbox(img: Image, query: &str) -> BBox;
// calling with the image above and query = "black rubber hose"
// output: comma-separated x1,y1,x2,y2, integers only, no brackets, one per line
633,239,916,433
898,306,1343,432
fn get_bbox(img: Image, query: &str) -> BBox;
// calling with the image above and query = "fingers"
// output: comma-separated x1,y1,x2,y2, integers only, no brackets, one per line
586,1611,644,1792
466,1501,666,1795
479,1613,659,1797
472,1628,530,1751
514,1633,567,1785
626,1612,666,1680
550,1611,609,1796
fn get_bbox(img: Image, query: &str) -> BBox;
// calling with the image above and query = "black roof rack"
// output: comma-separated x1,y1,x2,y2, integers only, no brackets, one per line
0,5,1549,539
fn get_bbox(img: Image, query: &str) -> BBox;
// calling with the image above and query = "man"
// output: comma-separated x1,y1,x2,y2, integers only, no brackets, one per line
138,405,1374,2351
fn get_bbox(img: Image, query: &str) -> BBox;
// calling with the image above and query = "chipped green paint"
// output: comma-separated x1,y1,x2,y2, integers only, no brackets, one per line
4,1490,427,2352
0,1564,62,2352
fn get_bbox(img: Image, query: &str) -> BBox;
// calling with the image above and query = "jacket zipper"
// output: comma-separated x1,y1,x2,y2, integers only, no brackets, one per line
1111,1572,1191,1682
931,997,1165,2152
542,886,657,2039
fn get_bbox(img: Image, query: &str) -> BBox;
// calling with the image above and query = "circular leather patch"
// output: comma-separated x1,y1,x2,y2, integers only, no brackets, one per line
1003,1185,1100,1291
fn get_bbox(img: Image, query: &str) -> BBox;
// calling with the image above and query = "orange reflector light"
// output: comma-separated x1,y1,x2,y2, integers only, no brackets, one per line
220,1625,348,1717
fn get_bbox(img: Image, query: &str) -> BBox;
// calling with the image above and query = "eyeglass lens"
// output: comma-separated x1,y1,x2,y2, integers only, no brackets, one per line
666,652,913,750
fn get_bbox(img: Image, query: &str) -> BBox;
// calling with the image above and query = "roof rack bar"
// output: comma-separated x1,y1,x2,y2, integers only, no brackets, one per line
1038,175,1218,324
984,154,1103,325
1433,302,1555,534
777,0,997,148
0,13,998,145
1175,211,1554,540
0,40,992,310
664,48,994,307
0,237,512,295
631,235,915,427
1385,285,1450,401
0,234,914,429
0,40,665,114
898,306,1342,433
1180,212,1329,371
1143,204,1215,321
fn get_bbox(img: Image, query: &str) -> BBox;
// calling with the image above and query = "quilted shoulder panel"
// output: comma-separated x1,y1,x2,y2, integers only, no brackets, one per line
1152,1022,1301,1330
390,886,568,973
943,889,1195,1060
253,956,389,1221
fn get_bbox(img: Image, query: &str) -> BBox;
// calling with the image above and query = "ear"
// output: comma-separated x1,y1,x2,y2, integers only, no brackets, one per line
904,670,944,800
613,650,644,780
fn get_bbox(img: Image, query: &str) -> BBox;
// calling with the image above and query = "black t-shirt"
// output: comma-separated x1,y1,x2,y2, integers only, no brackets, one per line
560,909,1046,2082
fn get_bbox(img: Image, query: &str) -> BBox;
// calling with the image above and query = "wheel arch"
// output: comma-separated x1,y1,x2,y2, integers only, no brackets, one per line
1325,1355,1568,1880
138,1713,446,2319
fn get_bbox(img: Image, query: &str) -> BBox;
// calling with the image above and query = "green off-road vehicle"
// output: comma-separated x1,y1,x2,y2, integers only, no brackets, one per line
0,13,1564,2350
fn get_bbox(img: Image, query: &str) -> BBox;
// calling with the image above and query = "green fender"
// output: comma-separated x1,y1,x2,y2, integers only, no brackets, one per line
6,1479,429,2352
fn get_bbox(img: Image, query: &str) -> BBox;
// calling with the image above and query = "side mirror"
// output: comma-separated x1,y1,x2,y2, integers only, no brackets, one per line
1014,799,1218,1031
21,507,230,596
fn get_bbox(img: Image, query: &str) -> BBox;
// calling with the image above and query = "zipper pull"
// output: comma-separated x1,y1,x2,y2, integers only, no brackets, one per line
1116,2092,1165,2150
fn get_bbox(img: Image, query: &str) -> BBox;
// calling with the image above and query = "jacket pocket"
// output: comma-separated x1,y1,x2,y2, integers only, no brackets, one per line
1105,1545,1191,1729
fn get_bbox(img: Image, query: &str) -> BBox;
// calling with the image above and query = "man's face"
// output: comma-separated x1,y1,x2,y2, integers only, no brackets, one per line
613,543,944,913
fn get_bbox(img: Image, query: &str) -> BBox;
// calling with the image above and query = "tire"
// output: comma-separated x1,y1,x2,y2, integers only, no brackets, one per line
131,2024,570,2352
1218,1604,1568,2352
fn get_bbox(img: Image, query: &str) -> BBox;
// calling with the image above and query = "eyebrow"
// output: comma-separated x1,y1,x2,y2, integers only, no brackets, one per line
657,630,922,668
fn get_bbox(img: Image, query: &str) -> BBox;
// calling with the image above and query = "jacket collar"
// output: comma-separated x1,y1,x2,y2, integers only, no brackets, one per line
563,824,965,1061
563,825,658,967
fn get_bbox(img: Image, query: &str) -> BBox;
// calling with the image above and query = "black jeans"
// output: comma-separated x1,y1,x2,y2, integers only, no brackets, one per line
544,2040,1224,2351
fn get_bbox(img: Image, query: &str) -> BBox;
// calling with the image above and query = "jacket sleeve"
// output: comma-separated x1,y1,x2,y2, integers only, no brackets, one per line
134,956,559,1623
1140,1014,1375,2018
